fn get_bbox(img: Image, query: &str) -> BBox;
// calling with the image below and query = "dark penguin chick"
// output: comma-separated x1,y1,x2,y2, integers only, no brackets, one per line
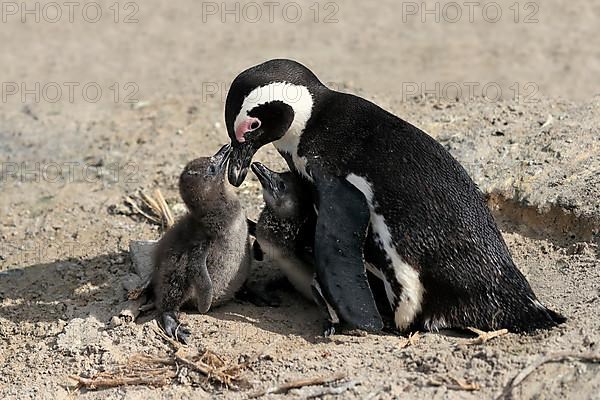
252,161,397,334
251,161,316,300
225,59,565,334
152,144,251,343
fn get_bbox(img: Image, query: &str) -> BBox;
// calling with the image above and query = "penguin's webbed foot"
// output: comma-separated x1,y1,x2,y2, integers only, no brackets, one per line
322,320,336,337
161,311,191,344
381,316,402,335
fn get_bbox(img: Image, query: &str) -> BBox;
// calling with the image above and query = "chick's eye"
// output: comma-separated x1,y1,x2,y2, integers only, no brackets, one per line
207,165,216,175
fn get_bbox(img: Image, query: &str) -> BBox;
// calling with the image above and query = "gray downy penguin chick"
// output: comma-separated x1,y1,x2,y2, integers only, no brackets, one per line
152,144,251,343
251,161,317,300
251,162,396,335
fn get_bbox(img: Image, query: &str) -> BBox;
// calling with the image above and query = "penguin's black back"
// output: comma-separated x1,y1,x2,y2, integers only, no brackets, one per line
299,91,565,332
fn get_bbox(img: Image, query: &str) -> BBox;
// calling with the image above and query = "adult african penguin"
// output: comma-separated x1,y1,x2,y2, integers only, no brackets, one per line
225,59,565,334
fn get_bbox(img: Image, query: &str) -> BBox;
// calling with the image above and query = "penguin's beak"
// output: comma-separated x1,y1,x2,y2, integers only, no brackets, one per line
228,142,256,186
250,162,277,194
213,143,232,174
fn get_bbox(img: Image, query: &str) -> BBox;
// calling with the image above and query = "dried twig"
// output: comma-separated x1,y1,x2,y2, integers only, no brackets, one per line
429,375,480,391
69,328,249,392
305,380,359,399
139,189,175,229
154,326,245,386
126,189,175,229
498,352,600,399
448,376,480,391
118,296,147,322
153,189,175,227
464,327,508,345
248,372,347,398
69,354,176,389
70,373,172,389
397,331,420,349
125,196,161,224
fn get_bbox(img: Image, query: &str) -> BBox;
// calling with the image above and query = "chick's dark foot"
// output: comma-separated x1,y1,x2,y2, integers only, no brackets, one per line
161,311,191,344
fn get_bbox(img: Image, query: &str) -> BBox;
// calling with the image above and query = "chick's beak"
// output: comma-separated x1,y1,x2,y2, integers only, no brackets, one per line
250,162,277,194
213,143,232,174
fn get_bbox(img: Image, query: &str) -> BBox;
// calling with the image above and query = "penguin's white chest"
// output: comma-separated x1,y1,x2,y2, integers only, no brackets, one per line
346,173,425,330
273,133,311,181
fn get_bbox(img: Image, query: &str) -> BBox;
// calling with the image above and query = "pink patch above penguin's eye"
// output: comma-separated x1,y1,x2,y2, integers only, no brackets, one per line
235,117,261,143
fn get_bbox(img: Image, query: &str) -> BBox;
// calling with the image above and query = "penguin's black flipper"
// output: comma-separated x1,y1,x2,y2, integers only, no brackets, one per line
312,171,383,332
252,240,264,261
190,244,213,314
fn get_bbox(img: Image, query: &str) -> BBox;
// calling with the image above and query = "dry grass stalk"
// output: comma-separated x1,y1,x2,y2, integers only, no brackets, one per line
397,331,420,349
154,326,247,387
465,327,508,345
69,354,176,389
448,376,480,391
248,372,347,398
125,189,175,229
125,196,161,224
139,189,175,229
498,352,600,399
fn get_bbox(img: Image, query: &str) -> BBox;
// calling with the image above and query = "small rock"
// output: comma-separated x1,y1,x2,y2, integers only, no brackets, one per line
56,317,110,354
129,240,158,279
132,100,151,110
107,203,132,216
111,255,125,265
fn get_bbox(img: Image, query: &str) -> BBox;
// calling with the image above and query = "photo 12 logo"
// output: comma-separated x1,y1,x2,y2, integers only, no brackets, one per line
201,1,339,23
2,82,139,104
0,161,139,185
401,2,539,23
201,80,346,103
401,81,539,103
0,2,139,23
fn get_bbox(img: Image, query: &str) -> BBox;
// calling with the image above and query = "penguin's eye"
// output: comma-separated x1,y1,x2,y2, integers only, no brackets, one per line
249,119,261,131
277,181,286,191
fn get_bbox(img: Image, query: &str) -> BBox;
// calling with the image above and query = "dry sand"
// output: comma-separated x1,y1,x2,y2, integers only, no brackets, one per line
1,1,599,399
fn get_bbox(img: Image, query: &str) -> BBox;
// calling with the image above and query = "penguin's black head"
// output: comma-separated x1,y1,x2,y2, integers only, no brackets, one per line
179,144,231,212
225,59,326,186
250,161,307,219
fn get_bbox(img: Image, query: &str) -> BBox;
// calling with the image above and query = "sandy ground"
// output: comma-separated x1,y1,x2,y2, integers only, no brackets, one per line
1,1,599,399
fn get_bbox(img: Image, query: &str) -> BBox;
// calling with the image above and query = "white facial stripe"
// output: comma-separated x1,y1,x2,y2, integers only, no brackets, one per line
234,81,313,136
346,173,425,331
234,82,313,179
